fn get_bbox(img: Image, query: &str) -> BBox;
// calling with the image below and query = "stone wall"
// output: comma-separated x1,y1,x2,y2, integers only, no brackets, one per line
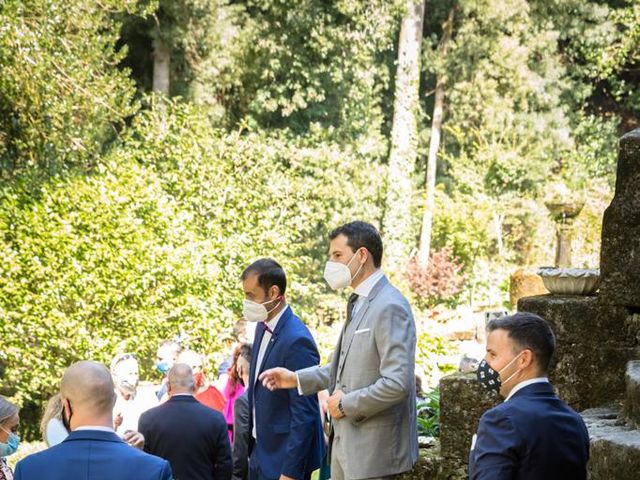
600,129,640,307
518,295,640,410
439,373,499,470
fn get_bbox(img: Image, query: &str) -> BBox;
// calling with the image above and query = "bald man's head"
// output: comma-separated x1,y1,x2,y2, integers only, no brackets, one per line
61,361,116,417
168,363,195,395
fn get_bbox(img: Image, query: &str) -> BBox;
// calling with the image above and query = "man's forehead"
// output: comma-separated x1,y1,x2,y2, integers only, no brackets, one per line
486,328,511,349
329,234,349,251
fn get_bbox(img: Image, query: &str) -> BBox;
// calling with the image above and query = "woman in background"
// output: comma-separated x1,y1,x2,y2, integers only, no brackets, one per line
222,343,247,442
0,396,20,480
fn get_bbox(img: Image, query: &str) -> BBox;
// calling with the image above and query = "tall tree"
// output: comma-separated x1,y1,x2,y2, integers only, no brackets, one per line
417,6,455,267
383,0,426,273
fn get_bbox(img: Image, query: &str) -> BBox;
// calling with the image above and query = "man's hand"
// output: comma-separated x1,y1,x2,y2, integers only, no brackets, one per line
259,367,297,390
123,430,145,450
327,389,345,419
279,475,295,480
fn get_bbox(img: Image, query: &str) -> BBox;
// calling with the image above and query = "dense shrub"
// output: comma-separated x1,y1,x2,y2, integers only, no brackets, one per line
406,248,466,308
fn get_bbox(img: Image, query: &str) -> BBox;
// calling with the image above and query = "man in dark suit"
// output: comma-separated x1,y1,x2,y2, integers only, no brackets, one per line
14,361,172,480
241,258,324,480
470,312,589,480
138,363,232,480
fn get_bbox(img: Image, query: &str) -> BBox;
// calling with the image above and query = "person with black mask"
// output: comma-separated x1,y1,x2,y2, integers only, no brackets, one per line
471,312,589,480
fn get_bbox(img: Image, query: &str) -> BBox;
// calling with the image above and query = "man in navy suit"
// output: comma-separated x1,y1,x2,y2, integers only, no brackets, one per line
138,363,232,480
14,361,172,480
470,312,589,480
241,258,324,480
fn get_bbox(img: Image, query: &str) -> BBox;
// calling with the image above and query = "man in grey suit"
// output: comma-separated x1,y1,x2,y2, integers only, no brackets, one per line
260,221,418,480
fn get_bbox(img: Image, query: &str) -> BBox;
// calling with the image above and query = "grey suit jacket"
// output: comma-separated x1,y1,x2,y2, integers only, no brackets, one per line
297,275,418,479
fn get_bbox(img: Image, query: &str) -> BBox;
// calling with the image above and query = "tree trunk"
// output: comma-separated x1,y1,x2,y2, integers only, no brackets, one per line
417,7,455,267
153,37,170,95
383,0,426,273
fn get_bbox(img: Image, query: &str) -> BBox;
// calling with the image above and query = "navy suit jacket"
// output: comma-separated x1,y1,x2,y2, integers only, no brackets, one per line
14,429,172,480
469,382,589,480
139,394,232,480
248,306,325,480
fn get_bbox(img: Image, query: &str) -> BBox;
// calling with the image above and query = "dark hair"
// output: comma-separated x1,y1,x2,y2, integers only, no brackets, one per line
329,221,383,268
241,258,287,295
239,343,253,363
487,312,556,373
229,343,253,387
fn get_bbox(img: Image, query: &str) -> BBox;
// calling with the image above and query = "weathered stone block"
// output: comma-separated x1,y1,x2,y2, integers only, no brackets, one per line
509,268,548,308
624,361,640,429
398,445,466,480
439,373,499,465
552,342,636,410
518,295,640,410
600,128,640,308
583,407,640,480
518,295,632,344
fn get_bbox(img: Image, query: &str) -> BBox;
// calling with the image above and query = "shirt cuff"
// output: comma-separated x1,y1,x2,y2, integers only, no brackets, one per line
295,372,304,396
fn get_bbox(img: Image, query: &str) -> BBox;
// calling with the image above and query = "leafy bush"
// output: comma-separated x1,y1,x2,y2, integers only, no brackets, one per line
417,388,440,438
406,248,466,308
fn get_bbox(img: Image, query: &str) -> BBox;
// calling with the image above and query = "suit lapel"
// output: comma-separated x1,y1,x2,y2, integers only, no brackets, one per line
254,306,291,386
336,275,389,380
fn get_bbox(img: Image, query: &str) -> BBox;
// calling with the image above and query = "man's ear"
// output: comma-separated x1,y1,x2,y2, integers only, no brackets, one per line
520,349,534,370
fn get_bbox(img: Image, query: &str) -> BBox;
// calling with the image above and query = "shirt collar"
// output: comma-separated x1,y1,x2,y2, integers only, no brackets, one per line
171,393,193,397
74,426,115,432
353,270,384,298
265,304,287,331
505,377,549,402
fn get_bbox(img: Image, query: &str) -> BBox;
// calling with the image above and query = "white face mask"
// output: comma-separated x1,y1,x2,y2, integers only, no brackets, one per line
323,250,364,290
243,296,281,323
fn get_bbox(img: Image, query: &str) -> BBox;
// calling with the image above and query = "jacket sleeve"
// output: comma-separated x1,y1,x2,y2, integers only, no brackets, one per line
469,408,521,480
281,335,322,479
213,417,233,480
232,395,251,480
160,459,173,480
340,302,415,421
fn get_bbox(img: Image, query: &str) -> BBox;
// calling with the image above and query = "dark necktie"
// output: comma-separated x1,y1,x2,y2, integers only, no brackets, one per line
262,322,273,334
346,293,359,324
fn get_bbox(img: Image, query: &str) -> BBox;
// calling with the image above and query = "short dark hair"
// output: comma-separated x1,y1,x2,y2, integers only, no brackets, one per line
329,221,383,268
239,343,253,364
241,258,287,295
487,312,556,373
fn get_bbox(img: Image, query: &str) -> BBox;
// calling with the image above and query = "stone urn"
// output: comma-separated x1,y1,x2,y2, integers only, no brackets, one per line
544,183,585,267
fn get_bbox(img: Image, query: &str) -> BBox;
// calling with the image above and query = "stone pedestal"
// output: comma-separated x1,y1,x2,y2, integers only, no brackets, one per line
600,128,640,307
509,269,548,307
439,373,499,467
518,295,640,410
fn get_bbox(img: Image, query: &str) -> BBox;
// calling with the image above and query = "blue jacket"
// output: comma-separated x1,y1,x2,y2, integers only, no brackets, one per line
469,382,589,480
14,429,172,480
248,306,325,480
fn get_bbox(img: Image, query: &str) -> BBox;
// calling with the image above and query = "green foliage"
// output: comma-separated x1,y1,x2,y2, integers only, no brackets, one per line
0,0,145,178
417,388,440,438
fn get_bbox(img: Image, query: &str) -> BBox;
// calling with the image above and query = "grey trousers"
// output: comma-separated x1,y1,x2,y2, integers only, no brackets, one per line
330,449,395,480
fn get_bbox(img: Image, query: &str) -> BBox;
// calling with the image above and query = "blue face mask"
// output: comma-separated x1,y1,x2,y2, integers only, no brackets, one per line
155,362,170,374
0,427,20,457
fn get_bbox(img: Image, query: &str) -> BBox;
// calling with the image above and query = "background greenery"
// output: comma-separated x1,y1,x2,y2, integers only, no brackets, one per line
0,0,638,439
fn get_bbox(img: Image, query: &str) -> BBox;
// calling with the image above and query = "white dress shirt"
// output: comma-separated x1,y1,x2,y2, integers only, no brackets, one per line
252,304,288,439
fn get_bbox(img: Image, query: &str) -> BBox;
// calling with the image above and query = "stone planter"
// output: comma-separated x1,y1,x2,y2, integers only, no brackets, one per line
536,268,600,295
